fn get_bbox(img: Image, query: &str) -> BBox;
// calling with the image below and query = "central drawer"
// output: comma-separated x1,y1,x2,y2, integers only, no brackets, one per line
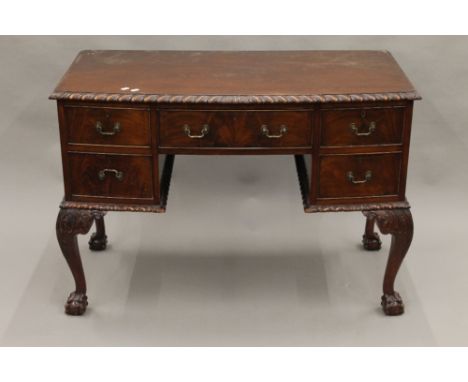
159,110,311,148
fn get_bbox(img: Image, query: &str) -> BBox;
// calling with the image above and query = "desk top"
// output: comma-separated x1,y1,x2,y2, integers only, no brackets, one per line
50,50,420,104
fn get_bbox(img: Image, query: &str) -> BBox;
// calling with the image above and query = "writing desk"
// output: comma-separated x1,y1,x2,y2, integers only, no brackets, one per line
50,50,420,316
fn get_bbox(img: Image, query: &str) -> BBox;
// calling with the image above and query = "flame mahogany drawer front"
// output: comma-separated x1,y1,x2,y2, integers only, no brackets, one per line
320,107,405,147
68,153,154,200
318,153,401,199
64,106,151,147
159,110,311,148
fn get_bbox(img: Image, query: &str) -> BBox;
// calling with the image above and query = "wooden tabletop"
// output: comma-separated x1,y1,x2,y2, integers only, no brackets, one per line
50,50,420,104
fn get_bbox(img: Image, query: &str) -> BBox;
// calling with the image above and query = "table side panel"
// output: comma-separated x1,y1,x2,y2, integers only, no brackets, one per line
308,101,413,208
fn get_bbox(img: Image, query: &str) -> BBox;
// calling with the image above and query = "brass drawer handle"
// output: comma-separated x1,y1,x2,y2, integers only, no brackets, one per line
350,121,376,136
98,169,123,181
96,121,121,136
350,110,376,136
261,124,288,138
347,170,372,184
183,124,209,138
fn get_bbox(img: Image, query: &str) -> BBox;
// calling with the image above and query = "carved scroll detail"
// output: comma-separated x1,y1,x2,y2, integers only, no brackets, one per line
57,208,96,236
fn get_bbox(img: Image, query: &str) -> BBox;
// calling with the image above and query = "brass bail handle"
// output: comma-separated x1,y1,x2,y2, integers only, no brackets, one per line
261,124,288,138
347,170,372,184
98,169,123,181
350,110,376,136
96,121,121,136
183,124,209,138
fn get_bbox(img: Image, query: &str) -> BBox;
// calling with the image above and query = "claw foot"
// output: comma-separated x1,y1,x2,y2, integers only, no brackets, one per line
88,232,107,251
65,292,88,316
362,232,382,251
381,292,404,316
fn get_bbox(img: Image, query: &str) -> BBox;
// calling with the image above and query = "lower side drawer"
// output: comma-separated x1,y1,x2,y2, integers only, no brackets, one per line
318,153,401,199
68,153,154,200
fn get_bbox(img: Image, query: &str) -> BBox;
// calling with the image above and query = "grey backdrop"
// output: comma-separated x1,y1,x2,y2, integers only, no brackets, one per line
0,36,466,346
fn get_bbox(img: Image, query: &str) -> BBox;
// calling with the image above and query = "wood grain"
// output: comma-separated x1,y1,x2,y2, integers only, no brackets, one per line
68,153,154,200
321,106,404,147
318,153,401,199
64,105,151,146
159,110,311,148
50,50,420,104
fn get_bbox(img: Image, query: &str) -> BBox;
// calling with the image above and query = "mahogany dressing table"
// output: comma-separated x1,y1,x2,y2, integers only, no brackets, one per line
50,50,420,316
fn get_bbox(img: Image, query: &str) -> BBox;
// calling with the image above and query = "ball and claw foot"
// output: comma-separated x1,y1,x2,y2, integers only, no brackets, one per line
65,292,88,316
381,292,404,316
88,233,107,251
362,232,382,251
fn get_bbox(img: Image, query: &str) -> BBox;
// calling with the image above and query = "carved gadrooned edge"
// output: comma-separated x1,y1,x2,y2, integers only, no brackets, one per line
307,201,411,213
60,201,166,213
49,91,421,104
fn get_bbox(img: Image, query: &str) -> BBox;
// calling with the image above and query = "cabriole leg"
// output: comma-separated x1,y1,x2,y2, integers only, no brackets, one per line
362,212,382,250
56,208,95,315
364,209,414,316
89,211,108,251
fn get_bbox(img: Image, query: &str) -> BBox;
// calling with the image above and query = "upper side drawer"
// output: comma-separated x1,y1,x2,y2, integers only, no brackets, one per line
320,107,404,147
64,106,151,146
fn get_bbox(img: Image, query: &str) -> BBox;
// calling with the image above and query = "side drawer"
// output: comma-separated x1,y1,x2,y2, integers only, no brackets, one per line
318,153,401,199
68,153,154,200
321,107,404,147
64,106,151,146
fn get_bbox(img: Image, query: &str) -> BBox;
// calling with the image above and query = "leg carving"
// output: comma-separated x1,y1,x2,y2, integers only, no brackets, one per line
362,213,382,250
364,209,413,316
88,211,107,251
56,208,95,315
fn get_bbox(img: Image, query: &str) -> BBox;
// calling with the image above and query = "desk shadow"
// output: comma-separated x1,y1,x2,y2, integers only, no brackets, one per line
87,248,339,345
0,236,436,346
124,249,330,309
